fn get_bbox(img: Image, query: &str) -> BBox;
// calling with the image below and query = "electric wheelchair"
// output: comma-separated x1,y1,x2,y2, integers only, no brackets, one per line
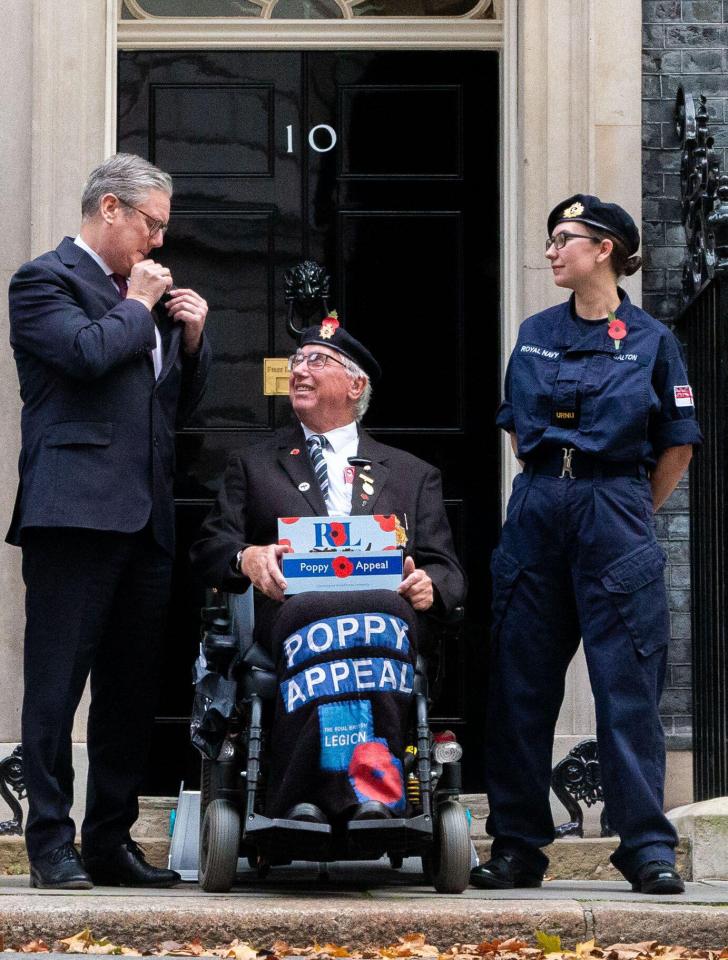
191,588,471,894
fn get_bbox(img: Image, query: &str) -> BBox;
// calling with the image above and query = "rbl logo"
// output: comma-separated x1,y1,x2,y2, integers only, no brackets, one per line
312,521,362,549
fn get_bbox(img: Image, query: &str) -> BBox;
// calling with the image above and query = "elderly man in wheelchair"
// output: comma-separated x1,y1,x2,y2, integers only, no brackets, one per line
189,317,468,892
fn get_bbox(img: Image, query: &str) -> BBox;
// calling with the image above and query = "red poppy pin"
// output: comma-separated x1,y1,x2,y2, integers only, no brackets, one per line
290,448,300,456
607,311,628,351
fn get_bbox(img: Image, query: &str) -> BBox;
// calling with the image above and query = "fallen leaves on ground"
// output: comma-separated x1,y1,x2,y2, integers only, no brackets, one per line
6,932,728,959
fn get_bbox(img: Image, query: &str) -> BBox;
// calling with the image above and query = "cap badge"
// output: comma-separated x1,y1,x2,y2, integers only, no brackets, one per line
607,312,628,351
319,310,340,340
562,201,585,218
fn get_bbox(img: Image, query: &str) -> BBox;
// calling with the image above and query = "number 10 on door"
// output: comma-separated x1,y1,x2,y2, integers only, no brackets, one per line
286,125,337,154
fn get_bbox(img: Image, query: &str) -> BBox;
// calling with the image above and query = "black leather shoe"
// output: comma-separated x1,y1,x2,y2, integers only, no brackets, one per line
631,860,685,895
30,842,93,889
285,803,329,824
83,840,180,888
349,801,393,821
470,852,543,890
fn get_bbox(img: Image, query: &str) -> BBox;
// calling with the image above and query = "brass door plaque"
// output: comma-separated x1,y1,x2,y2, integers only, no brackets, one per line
263,358,290,396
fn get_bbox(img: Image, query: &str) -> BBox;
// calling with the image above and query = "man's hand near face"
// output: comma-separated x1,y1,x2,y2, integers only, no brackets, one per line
398,555,434,611
126,259,173,311
241,543,293,603
165,288,209,354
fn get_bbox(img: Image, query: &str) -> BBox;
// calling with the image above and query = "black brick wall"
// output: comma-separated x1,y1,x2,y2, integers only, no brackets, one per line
642,0,726,748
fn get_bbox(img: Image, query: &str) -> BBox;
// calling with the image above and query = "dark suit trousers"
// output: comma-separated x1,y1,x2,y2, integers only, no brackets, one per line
21,526,173,861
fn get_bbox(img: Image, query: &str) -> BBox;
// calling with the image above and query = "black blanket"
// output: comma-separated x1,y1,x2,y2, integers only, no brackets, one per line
265,590,418,821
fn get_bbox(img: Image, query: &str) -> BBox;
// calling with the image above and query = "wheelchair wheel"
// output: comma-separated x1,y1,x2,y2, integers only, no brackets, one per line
199,799,240,892
429,800,471,894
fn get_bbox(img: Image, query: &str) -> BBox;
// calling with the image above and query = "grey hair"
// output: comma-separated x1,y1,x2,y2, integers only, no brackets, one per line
81,153,173,220
341,356,372,421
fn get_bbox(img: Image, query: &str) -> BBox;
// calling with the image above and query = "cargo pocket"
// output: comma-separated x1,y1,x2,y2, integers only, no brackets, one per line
490,547,522,641
601,542,669,657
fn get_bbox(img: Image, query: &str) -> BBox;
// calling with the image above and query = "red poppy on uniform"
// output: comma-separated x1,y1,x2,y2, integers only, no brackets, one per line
608,318,628,340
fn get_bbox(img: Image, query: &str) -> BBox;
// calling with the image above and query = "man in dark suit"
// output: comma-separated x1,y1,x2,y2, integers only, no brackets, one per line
7,153,211,889
190,318,465,632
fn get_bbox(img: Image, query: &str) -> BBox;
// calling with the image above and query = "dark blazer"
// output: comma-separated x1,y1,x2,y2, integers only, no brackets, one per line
6,237,211,555
189,422,467,615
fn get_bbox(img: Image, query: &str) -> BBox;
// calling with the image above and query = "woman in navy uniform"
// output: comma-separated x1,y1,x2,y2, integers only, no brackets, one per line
471,195,702,895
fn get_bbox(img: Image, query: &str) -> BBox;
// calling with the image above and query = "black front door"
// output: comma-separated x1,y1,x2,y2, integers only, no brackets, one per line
118,49,500,793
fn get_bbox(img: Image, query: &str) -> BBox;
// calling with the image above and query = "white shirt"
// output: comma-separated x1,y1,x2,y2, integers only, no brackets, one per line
301,420,358,517
73,235,163,379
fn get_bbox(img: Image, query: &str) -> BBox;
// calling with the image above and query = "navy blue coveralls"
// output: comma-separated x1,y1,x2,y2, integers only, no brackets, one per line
486,290,702,881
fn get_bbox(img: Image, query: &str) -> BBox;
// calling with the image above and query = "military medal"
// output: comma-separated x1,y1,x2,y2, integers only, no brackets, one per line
607,312,627,351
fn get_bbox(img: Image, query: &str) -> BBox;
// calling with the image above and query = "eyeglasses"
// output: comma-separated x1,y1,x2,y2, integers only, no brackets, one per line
545,232,601,252
288,351,348,372
117,197,169,238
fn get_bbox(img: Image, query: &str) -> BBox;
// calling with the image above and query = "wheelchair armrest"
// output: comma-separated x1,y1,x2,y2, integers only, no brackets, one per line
228,589,255,651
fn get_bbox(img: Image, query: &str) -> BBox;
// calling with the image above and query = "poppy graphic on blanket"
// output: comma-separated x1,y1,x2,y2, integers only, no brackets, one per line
349,739,405,813
318,700,374,771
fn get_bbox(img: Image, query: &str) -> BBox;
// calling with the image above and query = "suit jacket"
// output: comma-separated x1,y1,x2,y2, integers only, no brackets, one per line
189,422,467,616
6,237,212,555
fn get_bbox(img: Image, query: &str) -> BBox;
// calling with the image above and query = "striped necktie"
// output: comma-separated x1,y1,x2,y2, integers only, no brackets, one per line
307,434,330,506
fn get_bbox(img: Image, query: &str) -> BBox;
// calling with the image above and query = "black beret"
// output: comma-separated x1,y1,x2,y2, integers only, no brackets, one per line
299,316,382,382
547,194,640,256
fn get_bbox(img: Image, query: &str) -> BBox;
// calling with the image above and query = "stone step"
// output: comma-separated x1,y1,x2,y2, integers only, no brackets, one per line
0,836,170,875
473,837,691,881
0,788,692,882
134,796,177,838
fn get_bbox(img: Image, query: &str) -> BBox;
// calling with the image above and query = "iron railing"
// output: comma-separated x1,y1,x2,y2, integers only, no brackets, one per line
674,87,728,800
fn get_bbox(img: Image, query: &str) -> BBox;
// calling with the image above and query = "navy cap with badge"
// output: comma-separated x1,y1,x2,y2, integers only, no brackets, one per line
299,313,382,383
548,194,640,256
